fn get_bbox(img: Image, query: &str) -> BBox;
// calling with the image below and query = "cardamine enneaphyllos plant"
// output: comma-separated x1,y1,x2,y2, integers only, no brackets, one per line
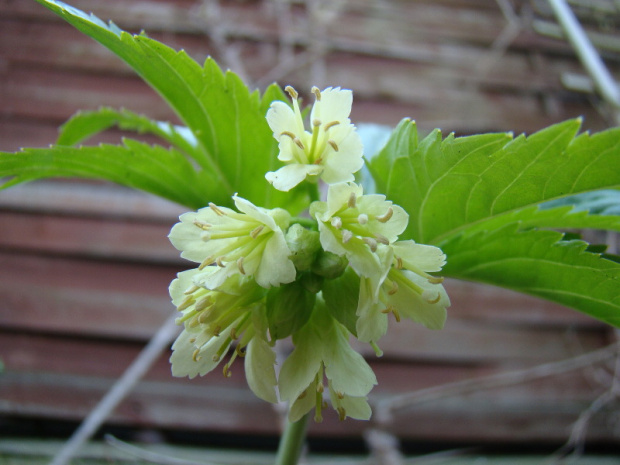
2,1,620,463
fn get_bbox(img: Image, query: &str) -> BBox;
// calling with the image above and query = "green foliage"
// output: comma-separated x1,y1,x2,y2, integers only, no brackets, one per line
1,0,307,212
369,119,620,326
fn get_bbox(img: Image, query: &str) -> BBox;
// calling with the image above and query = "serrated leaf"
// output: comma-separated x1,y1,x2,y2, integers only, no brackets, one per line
371,119,620,244
0,140,212,209
31,0,305,212
441,225,620,327
58,107,199,158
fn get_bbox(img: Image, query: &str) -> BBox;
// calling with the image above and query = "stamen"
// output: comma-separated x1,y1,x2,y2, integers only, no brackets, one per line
194,296,212,311
280,130,297,140
298,390,307,400
212,325,222,337
347,192,357,208
370,341,384,357
336,391,345,400
395,256,403,270
324,121,340,131
428,276,445,284
377,207,393,223
337,407,346,421
216,256,226,267
199,256,215,270
212,354,221,362
357,214,368,225
223,363,232,378
177,296,195,311
328,140,339,152
316,382,324,393
426,293,441,304
342,229,353,243
209,203,226,216
193,220,211,230
330,216,342,228
237,257,246,275
192,348,201,362
392,309,401,322
388,280,399,295
285,85,298,100
362,237,378,252
293,137,305,150
251,225,264,238
230,328,238,340
312,118,321,127
375,233,389,245
235,345,246,357
311,86,321,100
184,284,200,295
189,337,196,344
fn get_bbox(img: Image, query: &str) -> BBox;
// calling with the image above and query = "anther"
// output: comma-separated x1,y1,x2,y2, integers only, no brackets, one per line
223,364,232,378
317,383,324,393
237,257,246,275
342,229,353,243
216,256,226,267
330,216,342,229
357,214,368,225
337,406,346,421
392,309,401,322
377,207,393,223
298,390,307,400
347,192,357,208
251,225,264,238
212,354,221,362
230,328,238,340
235,345,246,357
212,325,221,337
388,281,399,295
395,256,403,270
294,138,305,150
184,284,200,295
311,86,321,100
362,237,378,252
199,256,214,270
194,296,212,312
428,276,445,284
375,233,389,245
280,131,297,140
312,118,321,127
192,348,201,362
285,85,298,100
177,296,195,311
324,121,340,131
193,220,211,230
426,293,441,304
336,391,345,400
209,203,226,216
328,140,339,152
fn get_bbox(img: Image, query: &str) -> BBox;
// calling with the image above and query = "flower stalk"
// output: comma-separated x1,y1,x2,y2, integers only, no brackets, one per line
275,413,311,465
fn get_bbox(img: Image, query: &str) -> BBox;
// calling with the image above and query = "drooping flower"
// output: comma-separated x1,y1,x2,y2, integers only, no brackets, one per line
311,183,449,347
265,86,364,191
278,298,376,422
169,269,278,403
168,194,296,290
356,241,450,345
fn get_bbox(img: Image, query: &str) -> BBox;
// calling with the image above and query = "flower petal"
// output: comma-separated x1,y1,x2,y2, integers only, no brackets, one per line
170,326,232,378
392,240,447,272
245,312,278,403
266,101,301,139
255,233,297,288
311,87,353,124
265,163,323,192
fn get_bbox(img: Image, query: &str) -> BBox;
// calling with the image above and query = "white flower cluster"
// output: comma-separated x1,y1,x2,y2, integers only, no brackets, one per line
168,86,449,422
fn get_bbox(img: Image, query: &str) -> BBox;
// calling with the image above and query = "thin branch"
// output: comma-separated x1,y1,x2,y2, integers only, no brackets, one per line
48,314,180,465
374,341,620,423
105,434,218,465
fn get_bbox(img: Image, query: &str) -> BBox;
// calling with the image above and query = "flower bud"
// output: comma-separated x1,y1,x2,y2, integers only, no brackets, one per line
312,249,348,279
285,223,321,271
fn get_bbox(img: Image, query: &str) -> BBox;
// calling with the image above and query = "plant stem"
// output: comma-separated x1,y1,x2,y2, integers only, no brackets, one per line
274,413,310,465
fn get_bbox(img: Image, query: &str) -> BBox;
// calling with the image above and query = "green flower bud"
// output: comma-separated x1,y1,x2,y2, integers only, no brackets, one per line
312,249,348,279
266,280,316,340
285,223,321,271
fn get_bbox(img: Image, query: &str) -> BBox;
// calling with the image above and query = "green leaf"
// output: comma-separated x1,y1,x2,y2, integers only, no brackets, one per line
370,119,620,244
0,140,212,209
31,0,306,212
322,266,360,336
441,225,620,327
58,107,199,158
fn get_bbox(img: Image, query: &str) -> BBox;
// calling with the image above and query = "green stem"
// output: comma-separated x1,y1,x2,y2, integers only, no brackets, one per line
274,413,310,465
307,180,321,203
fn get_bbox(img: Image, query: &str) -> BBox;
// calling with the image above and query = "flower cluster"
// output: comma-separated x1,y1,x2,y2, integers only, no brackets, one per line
168,86,450,422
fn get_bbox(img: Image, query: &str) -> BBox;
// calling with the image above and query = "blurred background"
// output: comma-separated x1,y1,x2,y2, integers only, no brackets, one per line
1,0,620,463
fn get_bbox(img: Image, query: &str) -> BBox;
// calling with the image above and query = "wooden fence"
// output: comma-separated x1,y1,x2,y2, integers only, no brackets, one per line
1,0,619,452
